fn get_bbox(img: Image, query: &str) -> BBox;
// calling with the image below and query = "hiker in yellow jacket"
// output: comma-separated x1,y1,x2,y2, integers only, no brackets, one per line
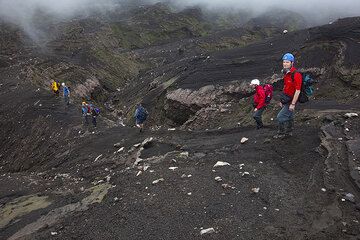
51,80,60,96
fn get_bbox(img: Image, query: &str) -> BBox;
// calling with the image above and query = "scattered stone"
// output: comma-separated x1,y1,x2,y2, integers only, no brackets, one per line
214,176,223,182
105,175,111,182
143,165,150,171
213,161,231,168
344,113,358,118
283,29,288,34
114,197,119,202
113,142,122,148
133,143,141,148
200,228,215,235
241,137,249,144
242,172,250,176
116,147,124,153
152,178,164,185
187,192,192,196
345,128,350,132
181,174,187,178
251,187,260,193
168,128,176,131
275,208,280,211
169,167,178,171
51,232,58,236
187,175,192,178
222,183,235,189
344,193,356,203
263,138,271,144
180,152,189,158
136,171,142,176
321,188,327,192
94,154,103,162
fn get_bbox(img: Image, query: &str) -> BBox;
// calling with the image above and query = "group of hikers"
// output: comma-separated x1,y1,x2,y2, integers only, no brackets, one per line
49,52,312,136
251,52,314,139
50,79,149,131
51,80,71,105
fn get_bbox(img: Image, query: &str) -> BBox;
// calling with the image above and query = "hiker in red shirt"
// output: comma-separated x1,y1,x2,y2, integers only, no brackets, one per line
274,53,302,139
250,79,267,129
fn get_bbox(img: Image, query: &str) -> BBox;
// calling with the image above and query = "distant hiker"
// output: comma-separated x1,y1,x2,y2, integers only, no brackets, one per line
62,82,70,105
82,102,90,125
250,79,272,129
134,103,148,132
90,104,100,128
51,80,60,96
273,53,302,139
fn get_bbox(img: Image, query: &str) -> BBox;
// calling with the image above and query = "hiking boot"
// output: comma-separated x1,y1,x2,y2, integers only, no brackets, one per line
285,120,294,137
273,123,285,139
256,124,264,130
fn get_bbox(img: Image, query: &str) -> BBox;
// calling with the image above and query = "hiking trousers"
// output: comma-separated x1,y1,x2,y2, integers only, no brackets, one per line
277,104,295,134
253,107,266,128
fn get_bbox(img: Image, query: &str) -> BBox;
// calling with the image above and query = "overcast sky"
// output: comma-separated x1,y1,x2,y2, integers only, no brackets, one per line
1,0,359,33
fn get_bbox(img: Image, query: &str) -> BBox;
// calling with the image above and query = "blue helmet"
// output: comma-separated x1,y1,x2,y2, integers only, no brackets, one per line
282,53,295,62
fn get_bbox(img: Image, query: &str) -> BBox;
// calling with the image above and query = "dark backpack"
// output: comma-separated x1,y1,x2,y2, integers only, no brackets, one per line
137,107,148,121
291,71,316,103
92,107,100,116
263,84,274,104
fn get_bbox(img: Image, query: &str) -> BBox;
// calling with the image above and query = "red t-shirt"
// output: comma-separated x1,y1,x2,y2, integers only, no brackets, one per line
254,85,266,110
283,67,302,97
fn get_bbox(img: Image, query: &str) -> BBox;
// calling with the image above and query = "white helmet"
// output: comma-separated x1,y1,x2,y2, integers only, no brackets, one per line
62,82,65,87
250,79,260,86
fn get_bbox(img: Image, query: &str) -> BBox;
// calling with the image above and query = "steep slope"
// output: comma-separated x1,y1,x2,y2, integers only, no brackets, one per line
0,6,360,240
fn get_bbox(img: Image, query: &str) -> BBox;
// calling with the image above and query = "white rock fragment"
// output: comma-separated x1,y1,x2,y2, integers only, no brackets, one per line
169,167,178,171
222,183,235,189
200,228,215,235
321,188,327,192
168,128,176,131
214,161,231,167
180,152,189,158
251,187,260,193
242,172,250,176
51,232,58,236
136,171,142,176
345,128,350,132
241,137,249,144
94,154,103,162
152,178,164,185
117,147,124,153
105,175,111,182
214,176,223,182
187,192,192,196
344,113,358,118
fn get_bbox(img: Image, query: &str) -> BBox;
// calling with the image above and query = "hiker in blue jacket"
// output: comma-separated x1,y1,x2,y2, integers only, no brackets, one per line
62,83,70,105
134,103,148,132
